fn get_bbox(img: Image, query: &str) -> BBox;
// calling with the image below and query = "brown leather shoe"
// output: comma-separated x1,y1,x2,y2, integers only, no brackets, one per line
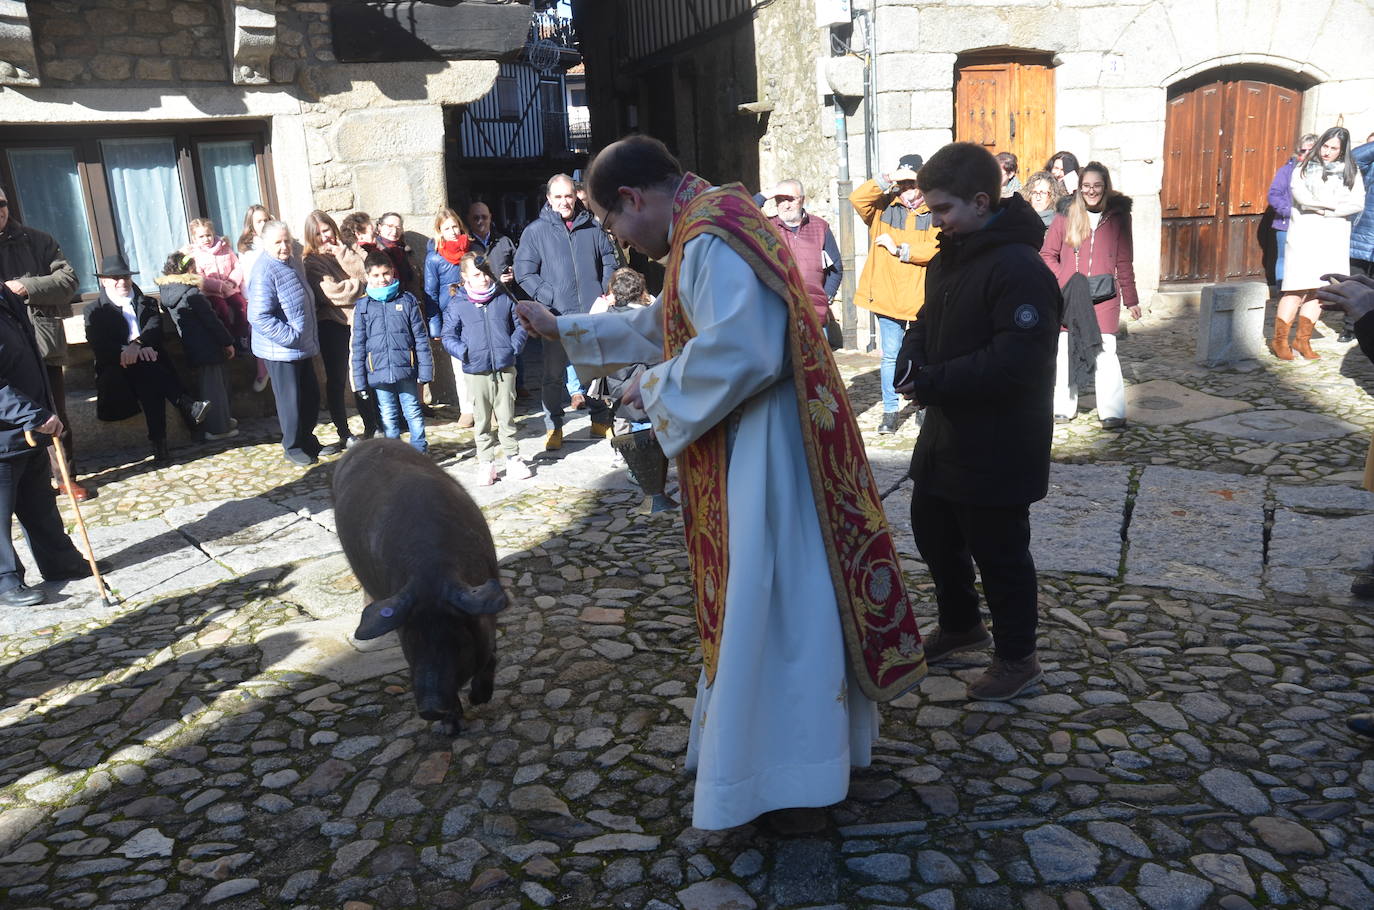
1271,317,1294,360
968,653,1044,701
921,622,992,664
56,482,90,502
1292,316,1321,360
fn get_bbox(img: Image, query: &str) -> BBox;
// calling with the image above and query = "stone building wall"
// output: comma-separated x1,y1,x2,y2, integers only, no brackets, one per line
29,0,229,84
2,0,506,232
753,0,835,223
865,0,1374,305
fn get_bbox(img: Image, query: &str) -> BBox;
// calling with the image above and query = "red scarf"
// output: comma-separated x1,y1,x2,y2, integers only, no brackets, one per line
437,237,469,265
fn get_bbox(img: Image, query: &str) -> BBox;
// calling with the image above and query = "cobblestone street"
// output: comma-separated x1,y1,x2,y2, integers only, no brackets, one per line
2,309,1373,910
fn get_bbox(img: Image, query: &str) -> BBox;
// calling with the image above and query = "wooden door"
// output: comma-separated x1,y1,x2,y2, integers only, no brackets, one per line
1160,77,1300,283
955,60,1056,185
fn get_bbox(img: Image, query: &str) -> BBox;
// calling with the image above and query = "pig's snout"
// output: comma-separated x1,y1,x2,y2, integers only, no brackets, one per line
414,665,454,721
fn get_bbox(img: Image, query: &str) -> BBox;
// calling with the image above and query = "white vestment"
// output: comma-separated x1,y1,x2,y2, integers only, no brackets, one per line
559,233,878,830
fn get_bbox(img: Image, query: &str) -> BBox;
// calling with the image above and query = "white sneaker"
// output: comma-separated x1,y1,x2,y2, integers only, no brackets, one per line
506,456,531,479
477,462,498,486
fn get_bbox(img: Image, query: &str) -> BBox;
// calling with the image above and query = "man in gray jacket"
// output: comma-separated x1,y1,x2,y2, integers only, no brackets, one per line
514,174,618,450
0,188,84,500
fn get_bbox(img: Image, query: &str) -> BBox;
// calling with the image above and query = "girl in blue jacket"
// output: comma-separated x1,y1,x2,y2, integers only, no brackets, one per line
441,252,528,485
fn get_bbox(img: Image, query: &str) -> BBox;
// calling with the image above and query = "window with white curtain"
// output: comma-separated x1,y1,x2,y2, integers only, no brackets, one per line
0,122,275,300
101,137,190,289
198,140,260,245
5,147,100,295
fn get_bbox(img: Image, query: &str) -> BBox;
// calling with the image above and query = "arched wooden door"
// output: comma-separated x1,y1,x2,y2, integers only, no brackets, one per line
955,55,1056,185
1160,75,1301,284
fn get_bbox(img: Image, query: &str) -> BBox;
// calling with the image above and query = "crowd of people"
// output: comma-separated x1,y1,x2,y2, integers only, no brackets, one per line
2,120,1372,828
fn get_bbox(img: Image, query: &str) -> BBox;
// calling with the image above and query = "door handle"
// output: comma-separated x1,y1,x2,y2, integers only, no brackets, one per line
1009,112,1016,140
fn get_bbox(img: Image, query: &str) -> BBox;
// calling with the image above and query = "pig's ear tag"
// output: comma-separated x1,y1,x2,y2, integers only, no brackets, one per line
355,588,415,640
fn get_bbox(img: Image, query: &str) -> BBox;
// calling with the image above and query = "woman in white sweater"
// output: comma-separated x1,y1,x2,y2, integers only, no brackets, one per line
1274,126,1365,361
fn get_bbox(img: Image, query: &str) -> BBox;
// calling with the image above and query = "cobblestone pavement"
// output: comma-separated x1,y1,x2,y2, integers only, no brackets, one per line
2,310,1373,910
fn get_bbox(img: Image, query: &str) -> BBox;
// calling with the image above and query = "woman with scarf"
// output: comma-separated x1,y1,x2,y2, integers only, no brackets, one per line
424,208,475,427
303,210,369,449
1273,126,1366,361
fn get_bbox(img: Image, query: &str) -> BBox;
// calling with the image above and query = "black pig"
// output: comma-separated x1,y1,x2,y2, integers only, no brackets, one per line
332,438,507,733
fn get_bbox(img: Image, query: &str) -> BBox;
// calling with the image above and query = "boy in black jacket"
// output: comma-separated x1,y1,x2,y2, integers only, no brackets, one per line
894,142,1062,701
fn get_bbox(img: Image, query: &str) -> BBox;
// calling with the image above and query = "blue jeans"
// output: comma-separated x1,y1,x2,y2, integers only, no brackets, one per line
374,380,427,452
1275,229,1286,284
877,314,909,414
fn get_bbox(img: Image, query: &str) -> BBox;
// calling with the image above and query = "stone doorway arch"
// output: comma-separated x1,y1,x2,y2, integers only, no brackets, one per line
1159,65,1311,285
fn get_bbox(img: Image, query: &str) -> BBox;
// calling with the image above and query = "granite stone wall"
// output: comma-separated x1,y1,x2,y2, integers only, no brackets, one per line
29,0,229,84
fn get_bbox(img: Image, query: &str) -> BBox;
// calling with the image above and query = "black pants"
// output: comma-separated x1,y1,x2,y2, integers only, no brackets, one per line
265,358,321,460
910,492,1039,660
125,358,188,441
318,320,353,442
0,448,84,591
354,389,380,437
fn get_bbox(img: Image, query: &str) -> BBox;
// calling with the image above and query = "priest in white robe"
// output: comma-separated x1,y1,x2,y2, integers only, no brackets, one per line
517,135,925,830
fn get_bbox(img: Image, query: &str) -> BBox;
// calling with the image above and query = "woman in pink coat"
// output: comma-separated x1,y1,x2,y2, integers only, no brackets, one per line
1040,161,1140,429
186,218,246,337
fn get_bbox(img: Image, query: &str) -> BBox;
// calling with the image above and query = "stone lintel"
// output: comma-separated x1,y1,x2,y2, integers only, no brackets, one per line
0,0,40,86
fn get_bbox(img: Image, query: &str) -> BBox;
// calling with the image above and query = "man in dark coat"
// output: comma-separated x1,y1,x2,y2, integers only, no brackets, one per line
0,285,96,606
894,142,1062,702
84,254,209,464
513,174,618,449
0,188,85,500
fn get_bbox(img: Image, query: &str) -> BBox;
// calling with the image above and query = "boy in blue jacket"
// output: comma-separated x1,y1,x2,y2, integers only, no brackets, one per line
442,252,529,485
352,251,433,452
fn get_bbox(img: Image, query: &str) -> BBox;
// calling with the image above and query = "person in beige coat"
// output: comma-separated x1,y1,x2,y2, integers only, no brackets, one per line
304,210,374,447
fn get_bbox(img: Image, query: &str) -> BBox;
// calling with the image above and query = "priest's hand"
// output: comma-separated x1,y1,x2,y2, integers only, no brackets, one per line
621,372,644,411
516,300,558,340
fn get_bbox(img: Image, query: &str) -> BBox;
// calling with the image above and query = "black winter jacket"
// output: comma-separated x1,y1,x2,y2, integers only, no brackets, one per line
895,193,1062,506
351,289,433,389
85,284,173,421
156,274,235,366
0,286,55,460
513,205,617,316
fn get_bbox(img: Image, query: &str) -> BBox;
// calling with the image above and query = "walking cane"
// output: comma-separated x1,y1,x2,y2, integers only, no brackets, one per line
26,429,116,606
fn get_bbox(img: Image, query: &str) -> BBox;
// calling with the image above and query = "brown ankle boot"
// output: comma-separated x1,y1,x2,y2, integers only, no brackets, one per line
1293,316,1320,360
1271,318,1294,360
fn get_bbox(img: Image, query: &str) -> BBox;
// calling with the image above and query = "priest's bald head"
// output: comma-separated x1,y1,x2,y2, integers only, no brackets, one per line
584,135,684,260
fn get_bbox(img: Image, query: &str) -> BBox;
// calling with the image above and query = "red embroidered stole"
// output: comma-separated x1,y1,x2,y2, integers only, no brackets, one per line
660,174,927,701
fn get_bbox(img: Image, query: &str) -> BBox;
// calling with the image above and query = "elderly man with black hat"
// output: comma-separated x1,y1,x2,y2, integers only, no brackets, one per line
0,186,86,500
0,283,104,606
850,153,939,434
84,253,210,465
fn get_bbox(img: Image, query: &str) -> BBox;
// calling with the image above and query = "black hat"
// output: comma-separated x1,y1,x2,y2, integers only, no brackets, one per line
893,153,924,181
96,253,134,278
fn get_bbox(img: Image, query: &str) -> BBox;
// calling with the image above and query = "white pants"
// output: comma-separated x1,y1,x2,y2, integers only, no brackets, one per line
1055,331,1125,420
450,356,475,415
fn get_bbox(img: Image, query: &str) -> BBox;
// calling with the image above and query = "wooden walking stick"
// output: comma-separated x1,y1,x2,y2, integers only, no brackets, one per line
26,429,115,606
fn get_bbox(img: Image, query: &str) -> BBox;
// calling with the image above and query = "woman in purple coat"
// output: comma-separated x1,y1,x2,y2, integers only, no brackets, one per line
1040,162,1140,429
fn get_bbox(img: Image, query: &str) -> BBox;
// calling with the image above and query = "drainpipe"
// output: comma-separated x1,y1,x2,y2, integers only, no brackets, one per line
834,105,857,349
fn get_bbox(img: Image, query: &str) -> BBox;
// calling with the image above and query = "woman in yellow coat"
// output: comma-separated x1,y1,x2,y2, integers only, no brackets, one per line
850,156,939,433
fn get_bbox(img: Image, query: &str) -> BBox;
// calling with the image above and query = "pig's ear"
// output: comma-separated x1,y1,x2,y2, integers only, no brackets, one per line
355,588,415,640
445,578,508,615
